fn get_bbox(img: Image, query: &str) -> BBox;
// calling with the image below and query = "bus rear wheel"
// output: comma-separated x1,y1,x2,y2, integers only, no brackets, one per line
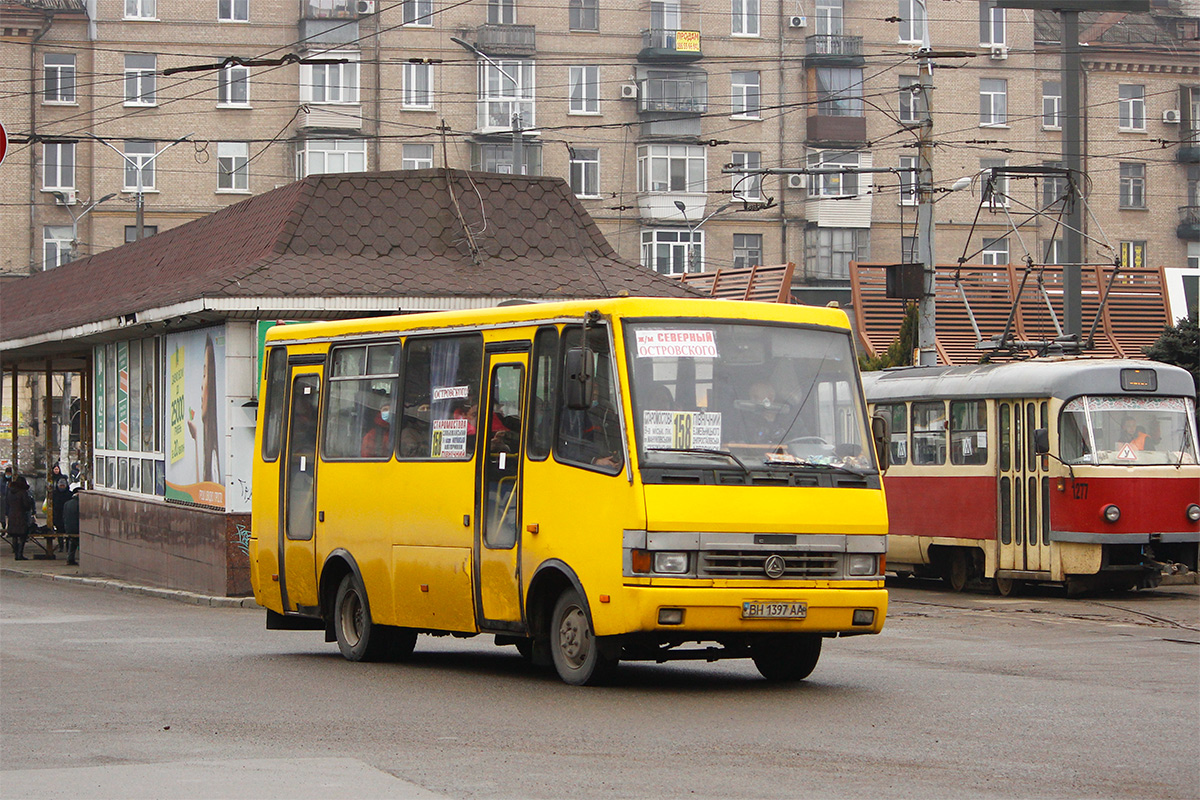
549,589,618,686
334,573,416,662
751,634,822,682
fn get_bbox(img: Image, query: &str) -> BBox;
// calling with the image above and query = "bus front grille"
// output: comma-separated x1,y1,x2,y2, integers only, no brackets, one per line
699,551,840,578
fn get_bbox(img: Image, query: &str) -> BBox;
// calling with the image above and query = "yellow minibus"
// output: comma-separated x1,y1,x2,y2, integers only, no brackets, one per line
250,297,889,685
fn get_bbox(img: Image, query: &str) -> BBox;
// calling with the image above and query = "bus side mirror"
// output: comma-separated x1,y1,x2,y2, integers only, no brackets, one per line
1033,427,1050,455
871,414,891,472
564,347,594,411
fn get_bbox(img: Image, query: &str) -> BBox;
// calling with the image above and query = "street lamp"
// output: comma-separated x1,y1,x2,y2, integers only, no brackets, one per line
49,191,117,265
673,199,735,273
450,36,525,176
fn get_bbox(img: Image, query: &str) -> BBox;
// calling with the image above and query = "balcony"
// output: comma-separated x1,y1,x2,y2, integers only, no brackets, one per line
303,0,355,19
1178,206,1200,240
474,24,536,57
639,29,703,62
806,114,867,145
804,34,865,66
637,192,706,223
1178,131,1200,163
300,104,363,131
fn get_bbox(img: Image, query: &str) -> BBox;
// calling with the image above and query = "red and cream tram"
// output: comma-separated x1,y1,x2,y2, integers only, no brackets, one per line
862,359,1199,594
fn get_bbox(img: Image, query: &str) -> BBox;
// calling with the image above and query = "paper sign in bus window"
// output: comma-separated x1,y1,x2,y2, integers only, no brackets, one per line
644,410,722,450
432,385,470,402
431,418,468,458
635,330,718,359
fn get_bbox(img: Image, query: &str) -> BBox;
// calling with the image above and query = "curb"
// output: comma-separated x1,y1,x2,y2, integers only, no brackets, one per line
1,567,261,609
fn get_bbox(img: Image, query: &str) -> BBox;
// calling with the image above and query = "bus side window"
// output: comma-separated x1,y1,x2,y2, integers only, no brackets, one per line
261,346,288,461
950,400,988,465
323,343,401,460
911,401,946,466
400,335,484,460
555,326,623,473
527,327,559,461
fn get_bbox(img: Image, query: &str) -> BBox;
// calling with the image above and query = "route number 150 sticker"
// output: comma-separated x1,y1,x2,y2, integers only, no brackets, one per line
644,410,722,450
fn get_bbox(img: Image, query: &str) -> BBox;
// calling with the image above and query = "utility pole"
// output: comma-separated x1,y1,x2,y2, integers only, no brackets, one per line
451,37,524,176
92,135,192,240
915,47,937,367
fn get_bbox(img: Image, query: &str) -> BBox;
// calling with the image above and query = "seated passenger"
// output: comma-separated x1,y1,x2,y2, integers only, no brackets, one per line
360,403,393,458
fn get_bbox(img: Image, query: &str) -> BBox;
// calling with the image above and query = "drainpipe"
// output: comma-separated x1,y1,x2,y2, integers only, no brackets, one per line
30,15,53,272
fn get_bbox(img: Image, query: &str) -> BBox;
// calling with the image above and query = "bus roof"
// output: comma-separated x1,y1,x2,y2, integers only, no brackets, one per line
861,358,1197,403
262,297,854,344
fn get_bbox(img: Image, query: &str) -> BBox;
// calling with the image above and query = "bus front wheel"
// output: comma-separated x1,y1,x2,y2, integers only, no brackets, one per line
751,634,822,681
549,589,618,686
334,573,416,662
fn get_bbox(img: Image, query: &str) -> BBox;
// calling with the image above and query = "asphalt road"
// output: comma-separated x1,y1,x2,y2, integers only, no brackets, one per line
1,574,1197,800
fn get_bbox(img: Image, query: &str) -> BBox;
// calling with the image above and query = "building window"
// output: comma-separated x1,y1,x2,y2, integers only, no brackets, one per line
296,139,367,177
807,150,859,197
403,0,433,25
898,75,920,123
901,235,917,263
899,155,917,206
471,142,542,175
1118,84,1145,131
402,143,434,170
488,0,515,25
569,147,600,197
732,233,762,268
124,54,156,106
43,226,73,269
731,71,760,118
637,144,706,193
569,0,598,30
1119,162,1146,209
642,229,703,275
815,0,843,35
219,0,249,21
898,0,925,44
816,67,863,117
217,142,249,191
979,1,1005,45
125,225,158,242
44,53,76,103
568,66,599,114
218,64,249,106
980,78,1007,126
1041,239,1063,264
403,63,433,109
731,151,762,200
1120,240,1147,269
641,69,707,113
124,140,156,190
301,52,360,104
1042,161,1066,209
125,0,155,19
1042,81,1061,129
805,227,869,280
43,141,75,190
732,0,759,36
478,59,535,131
981,237,1009,265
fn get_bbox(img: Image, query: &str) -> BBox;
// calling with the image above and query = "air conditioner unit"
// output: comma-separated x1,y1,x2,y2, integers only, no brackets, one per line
54,189,77,206
788,15,807,28
786,174,805,190
1163,109,1181,124
620,83,638,100
356,0,376,14
989,45,1008,60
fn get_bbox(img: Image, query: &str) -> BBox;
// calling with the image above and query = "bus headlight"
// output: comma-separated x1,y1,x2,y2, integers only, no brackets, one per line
1102,504,1121,523
1187,504,1200,522
847,554,878,576
653,552,689,574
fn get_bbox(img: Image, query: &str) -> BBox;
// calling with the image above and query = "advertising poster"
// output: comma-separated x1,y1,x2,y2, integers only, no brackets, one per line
165,327,226,509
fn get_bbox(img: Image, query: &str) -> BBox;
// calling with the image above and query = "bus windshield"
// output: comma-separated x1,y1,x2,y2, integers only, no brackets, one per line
1061,395,1199,466
625,320,875,473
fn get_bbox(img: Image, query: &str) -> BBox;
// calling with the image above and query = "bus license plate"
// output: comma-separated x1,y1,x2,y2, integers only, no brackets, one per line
742,601,807,620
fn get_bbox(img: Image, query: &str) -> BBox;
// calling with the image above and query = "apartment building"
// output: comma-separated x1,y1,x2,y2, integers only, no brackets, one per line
2,0,1196,291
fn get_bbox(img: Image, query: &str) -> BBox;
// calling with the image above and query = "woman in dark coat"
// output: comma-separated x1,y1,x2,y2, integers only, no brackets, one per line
5,476,33,561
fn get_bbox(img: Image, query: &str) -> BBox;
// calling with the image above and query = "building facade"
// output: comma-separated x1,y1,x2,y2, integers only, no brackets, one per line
1,0,1197,293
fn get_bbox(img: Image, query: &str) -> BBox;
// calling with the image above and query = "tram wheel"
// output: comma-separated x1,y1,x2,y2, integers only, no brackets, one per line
993,576,1021,597
943,550,969,592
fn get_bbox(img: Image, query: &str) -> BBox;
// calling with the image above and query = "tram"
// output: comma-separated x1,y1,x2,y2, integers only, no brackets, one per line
862,359,1199,594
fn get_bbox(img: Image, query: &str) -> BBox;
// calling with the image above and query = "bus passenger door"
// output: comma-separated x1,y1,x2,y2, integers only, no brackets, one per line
474,350,529,631
280,368,322,613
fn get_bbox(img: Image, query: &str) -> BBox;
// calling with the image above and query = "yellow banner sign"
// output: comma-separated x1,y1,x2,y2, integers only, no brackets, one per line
675,30,700,51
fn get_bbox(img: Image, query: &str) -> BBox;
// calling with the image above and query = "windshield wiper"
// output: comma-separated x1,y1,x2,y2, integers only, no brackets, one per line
762,458,872,477
647,447,749,474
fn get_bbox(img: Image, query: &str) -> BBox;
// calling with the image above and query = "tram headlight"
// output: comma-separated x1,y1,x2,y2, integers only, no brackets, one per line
653,552,689,574
1102,504,1121,523
847,554,878,576
1187,504,1200,522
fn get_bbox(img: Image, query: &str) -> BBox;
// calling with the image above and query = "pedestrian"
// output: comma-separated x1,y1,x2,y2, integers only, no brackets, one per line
0,465,12,533
52,476,72,547
5,475,34,561
46,464,64,550
63,483,80,566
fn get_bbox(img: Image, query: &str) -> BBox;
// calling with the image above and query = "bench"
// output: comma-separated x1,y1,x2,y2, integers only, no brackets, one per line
2,528,78,560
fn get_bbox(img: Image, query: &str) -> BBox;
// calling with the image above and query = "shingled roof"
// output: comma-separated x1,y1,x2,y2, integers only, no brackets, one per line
1,169,695,350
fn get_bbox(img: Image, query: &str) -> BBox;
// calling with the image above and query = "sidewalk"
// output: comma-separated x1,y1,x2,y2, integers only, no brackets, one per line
0,543,260,609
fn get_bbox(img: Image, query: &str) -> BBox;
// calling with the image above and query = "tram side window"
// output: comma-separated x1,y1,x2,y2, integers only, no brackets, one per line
399,335,483,460
555,326,623,474
527,327,560,461
911,401,947,466
323,343,401,460
950,400,988,465
261,347,288,461
876,403,908,465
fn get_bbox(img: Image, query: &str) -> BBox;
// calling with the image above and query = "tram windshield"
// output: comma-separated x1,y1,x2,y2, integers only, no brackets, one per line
625,321,875,474
1060,395,1199,466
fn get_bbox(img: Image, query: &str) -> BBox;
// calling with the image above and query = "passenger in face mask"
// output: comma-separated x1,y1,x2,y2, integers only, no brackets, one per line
361,402,394,458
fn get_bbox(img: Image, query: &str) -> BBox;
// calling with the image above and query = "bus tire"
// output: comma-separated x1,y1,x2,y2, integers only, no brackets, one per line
751,634,822,682
549,588,618,686
334,572,400,662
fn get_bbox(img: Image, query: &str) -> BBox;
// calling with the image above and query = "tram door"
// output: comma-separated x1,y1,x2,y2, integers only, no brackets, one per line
997,400,1052,572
